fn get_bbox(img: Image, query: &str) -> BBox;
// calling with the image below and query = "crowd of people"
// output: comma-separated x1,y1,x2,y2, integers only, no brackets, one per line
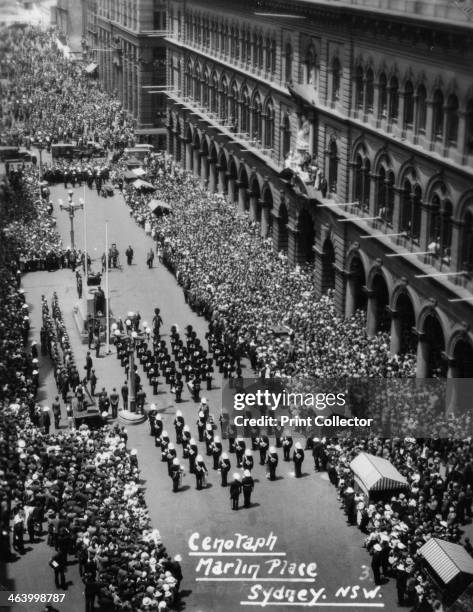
2,22,473,612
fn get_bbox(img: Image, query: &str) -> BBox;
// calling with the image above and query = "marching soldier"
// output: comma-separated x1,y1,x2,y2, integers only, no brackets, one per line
267,446,279,481
174,410,185,444
188,438,198,474
242,449,254,472
293,442,305,478
211,435,223,470
165,443,177,476
242,470,255,508
148,403,158,436
160,431,170,461
230,473,242,510
197,411,206,442
170,458,183,493
204,423,214,456
282,433,293,461
258,434,269,465
235,438,246,468
154,413,163,444
219,452,231,486
194,455,208,490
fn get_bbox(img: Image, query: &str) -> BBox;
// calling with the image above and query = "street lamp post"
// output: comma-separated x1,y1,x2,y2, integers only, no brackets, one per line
59,190,84,250
125,320,139,413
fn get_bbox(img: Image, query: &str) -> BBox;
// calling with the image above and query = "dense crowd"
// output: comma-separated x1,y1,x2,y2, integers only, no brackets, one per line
3,22,473,612
123,157,417,383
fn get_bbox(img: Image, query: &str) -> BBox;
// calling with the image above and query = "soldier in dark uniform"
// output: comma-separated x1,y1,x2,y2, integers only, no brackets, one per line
174,410,185,444
219,452,231,486
170,458,183,493
181,425,192,455
205,359,214,390
230,473,242,510
175,373,183,402
274,421,283,447
165,443,177,476
154,414,163,444
110,387,119,418
197,411,206,442
204,423,214,456
282,434,293,461
242,470,255,508
235,438,246,468
194,455,208,490
125,245,134,265
258,434,269,465
121,380,128,409
293,442,305,478
267,446,279,481
160,431,170,462
210,435,223,470
188,438,198,474
242,449,254,472
148,403,158,435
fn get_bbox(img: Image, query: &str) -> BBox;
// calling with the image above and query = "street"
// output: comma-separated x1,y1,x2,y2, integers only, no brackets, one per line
6,183,400,611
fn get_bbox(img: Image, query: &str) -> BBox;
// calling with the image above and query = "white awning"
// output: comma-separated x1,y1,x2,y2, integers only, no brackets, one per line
350,452,407,495
420,538,473,585
85,63,98,74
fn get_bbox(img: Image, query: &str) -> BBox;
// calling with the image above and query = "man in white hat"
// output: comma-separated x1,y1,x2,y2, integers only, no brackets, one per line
242,469,255,508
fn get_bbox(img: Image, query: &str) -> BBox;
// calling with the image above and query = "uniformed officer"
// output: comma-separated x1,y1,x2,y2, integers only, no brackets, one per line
219,452,231,486
166,443,177,476
188,438,198,474
170,458,183,493
235,438,246,468
194,455,208,490
282,434,293,461
181,425,191,456
154,413,163,444
160,431,170,461
267,446,279,481
241,470,255,508
258,434,269,465
242,449,254,472
110,387,119,419
147,403,158,436
204,423,214,456
293,442,305,478
196,411,206,442
230,473,242,510
174,410,185,444
211,435,223,470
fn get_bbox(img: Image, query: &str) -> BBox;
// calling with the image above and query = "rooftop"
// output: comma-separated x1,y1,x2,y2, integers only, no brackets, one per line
254,0,473,28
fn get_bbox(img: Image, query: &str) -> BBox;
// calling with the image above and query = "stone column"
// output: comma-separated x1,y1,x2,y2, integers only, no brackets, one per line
200,152,209,188
217,165,226,194
261,202,271,238
449,219,462,272
388,308,402,355
227,173,235,203
185,140,193,171
345,272,356,319
287,226,300,268
208,159,217,192
237,181,247,213
248,190,258,221
415,332,429,379
193,146,200,178
366,288,377,337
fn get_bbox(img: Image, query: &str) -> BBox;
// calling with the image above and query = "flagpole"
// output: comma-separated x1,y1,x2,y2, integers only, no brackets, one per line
105,222,110,354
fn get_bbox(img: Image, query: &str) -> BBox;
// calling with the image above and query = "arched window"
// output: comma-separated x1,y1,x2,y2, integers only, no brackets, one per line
219,77,228,121
229,82,238,131
271,39,276,74
386,170,395,224
354,155,363,203
241,87,250,134
365,68,374,114
235,28,240,60
285,42,292,83
282,113,291,158
202,68,210,108
446,94,459,145
332,57,341,103
403,81,414,128
230,27,236,57
257,33,264,69
378,72,387,118
363,159,371,211
432,89,444,139
462,207,473,271
355,66,364,109
210,72,218,114
193,64,201,102
328,140,338,192
416,84,427,134
466,100,473,153
265,36,271,73
185,61,192,97
377,166,386,217
305,45,318,87
224,24,229,55
252,31,258,66
400,180,421,239
429,195,441,246
389,76,399,121
442,200,453,261
245,29,251,63
401,180,412,234
264,98,275,149
252,91,263,142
